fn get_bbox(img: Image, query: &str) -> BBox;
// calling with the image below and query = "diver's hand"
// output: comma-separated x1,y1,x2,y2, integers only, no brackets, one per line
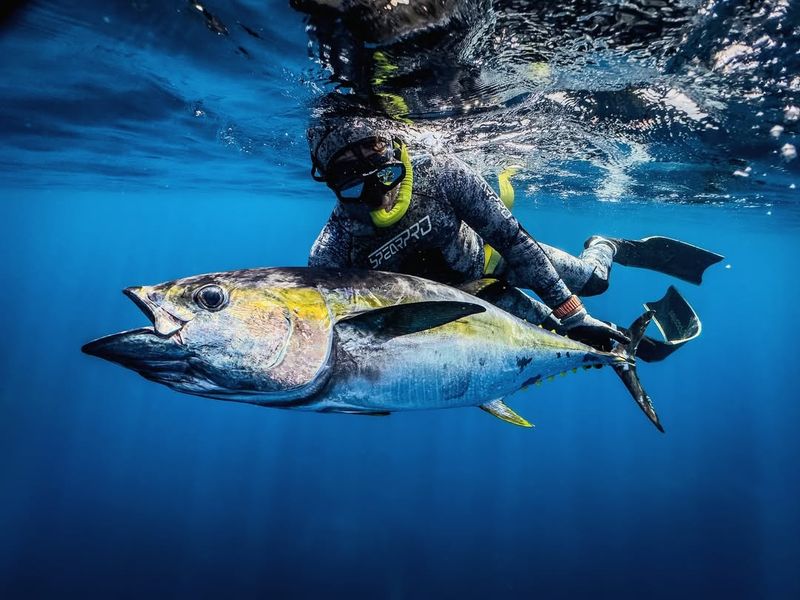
556,301,630,350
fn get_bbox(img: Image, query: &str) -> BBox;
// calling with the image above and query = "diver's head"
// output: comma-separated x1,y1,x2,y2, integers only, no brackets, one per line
325,136,406,211
309,119,407,215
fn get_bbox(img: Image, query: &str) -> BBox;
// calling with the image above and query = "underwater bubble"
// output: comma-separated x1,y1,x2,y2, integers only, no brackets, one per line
781,144,797,161
784,106,800,122
770,125,784,138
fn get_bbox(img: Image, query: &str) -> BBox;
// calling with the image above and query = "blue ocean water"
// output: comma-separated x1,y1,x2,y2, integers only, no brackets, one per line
2,1,799,598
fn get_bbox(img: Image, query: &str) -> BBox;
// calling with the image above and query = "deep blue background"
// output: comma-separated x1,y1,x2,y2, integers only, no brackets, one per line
2,190,798,598
2,1,800,598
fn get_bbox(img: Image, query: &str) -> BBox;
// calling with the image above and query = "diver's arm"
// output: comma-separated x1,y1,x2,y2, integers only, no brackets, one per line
442,156,572,308
308,209,353,268
443,157,629,347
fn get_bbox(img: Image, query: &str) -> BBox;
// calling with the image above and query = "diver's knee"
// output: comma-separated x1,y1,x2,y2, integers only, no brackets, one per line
579,269,610,296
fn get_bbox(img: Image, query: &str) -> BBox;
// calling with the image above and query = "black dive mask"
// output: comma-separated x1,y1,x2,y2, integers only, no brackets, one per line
322,137,406,208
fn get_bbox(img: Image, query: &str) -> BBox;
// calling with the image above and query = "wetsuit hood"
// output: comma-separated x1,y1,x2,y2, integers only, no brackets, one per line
309,117,397,180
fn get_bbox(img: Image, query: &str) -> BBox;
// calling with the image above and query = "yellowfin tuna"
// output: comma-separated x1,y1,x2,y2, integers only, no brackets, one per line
82,267,662,430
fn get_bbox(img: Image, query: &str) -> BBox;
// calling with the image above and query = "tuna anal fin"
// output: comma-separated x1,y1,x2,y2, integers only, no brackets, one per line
342,301,485,339
480,399,534,428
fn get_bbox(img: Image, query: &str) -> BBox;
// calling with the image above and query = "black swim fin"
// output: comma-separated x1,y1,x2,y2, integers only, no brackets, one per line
609,236,723,285
636,286,701,363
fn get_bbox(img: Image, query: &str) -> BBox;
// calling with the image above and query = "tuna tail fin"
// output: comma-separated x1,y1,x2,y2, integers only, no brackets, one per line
611,310,664,433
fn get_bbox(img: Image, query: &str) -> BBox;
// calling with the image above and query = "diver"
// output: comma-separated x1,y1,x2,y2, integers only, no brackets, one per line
306,115,722,353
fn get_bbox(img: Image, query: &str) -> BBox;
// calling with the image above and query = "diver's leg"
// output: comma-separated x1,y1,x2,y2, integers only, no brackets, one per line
534,240,615,296
510,235,724,293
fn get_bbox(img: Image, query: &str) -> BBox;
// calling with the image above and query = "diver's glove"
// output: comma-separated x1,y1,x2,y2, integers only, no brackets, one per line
553,295,630,350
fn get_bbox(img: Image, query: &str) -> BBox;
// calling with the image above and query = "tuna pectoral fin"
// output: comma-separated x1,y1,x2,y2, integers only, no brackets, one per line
480,399,534,428
612,311,665,433
341,301,485,339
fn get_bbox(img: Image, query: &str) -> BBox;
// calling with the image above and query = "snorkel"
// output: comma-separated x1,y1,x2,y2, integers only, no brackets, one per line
369,140,413,228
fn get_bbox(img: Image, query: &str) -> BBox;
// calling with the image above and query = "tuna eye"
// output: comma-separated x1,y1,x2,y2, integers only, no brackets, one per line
194,284,227,311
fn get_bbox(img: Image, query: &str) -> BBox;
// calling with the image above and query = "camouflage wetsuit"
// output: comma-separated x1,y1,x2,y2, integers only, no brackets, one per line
309,152,614,323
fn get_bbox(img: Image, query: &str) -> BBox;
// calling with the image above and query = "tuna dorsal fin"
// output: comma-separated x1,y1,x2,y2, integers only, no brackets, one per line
341,301,485,339
456,278,501,297
480,399,534,428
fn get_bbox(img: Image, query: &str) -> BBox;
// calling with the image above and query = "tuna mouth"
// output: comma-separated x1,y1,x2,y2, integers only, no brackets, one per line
81,287,190,381
122,286,186,337
81,326,190,383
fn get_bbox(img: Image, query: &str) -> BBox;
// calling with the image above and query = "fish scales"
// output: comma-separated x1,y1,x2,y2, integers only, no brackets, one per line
83,267,629,422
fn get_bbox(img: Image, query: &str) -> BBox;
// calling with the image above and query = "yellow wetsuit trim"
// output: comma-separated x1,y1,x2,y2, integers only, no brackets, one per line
497,165,518,210
370,141,413,228
484,166,520,274
372,51,412,123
